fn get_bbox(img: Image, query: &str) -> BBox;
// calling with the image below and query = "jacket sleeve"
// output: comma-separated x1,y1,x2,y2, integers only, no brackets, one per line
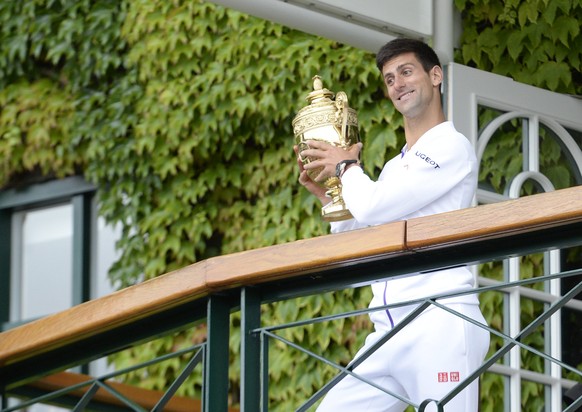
339,136,475,226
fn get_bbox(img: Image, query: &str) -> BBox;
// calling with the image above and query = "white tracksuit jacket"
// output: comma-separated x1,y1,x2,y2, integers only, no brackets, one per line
330,121,479,331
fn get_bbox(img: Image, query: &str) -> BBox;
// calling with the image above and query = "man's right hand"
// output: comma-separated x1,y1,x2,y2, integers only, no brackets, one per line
294,145,329,205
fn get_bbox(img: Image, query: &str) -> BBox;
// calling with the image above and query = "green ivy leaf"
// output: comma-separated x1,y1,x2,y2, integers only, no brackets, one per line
536,60,571,91
517,1,538,27
553,15,580,46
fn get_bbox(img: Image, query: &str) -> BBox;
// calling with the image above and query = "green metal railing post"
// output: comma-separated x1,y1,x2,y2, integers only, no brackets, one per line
204,295,231,412
241,287,261,412
72,193,93,307
1,388,7,410
260,327,269,412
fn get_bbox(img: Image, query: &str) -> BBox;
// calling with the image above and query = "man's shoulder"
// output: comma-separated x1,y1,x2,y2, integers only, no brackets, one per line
414,124,476,164
423,124,471,149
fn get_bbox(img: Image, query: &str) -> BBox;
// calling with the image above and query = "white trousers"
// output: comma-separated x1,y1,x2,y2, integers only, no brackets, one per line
316,303,490,412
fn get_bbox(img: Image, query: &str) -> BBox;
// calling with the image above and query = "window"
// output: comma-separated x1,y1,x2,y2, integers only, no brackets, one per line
0,176,117,332
10,203,74,321
0,177,122,411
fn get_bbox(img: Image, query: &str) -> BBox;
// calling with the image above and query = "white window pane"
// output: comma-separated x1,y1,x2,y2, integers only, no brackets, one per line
92,217,121,298
18,204,73,319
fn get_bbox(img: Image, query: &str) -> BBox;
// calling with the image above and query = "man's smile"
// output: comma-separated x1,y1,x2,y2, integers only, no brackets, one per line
398,90,415,101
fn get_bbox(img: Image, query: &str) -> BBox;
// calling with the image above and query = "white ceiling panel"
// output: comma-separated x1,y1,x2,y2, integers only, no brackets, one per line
211,0,434,52
305,0,432,36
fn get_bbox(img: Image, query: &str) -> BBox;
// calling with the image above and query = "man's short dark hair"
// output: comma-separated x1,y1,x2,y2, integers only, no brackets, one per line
376,38,441,73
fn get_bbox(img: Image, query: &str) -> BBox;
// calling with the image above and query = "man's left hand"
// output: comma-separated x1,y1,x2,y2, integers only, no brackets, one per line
301,140,362,182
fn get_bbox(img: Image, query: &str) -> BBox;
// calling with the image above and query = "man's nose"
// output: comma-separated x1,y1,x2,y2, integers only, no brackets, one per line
393,75,405,89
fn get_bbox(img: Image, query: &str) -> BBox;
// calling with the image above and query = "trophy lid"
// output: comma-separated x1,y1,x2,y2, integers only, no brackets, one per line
292,75,358,137
306,75,334,104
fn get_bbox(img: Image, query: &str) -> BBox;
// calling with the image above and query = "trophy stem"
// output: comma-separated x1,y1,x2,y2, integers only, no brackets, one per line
322,176,353,222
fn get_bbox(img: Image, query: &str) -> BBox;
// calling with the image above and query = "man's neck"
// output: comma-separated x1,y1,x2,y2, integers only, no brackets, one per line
403,108,446,149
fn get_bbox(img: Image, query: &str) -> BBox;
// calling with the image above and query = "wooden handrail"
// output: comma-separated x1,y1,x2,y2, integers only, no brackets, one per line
407,186,582,247
0,221,407,366
1,186,581,371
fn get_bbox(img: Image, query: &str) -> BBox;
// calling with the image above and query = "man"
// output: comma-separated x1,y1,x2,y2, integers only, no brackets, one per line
296,38,490,411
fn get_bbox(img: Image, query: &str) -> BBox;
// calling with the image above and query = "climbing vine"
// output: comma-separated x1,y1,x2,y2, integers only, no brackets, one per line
455,0,581,94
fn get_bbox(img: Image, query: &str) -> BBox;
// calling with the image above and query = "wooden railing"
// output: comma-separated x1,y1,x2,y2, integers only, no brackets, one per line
1,186,582,411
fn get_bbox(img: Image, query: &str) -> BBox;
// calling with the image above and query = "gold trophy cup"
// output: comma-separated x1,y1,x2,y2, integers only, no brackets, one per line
292,75,360,222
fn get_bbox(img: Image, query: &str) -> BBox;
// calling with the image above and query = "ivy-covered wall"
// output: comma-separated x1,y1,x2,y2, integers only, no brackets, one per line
1,0,581,410
455,0,581,94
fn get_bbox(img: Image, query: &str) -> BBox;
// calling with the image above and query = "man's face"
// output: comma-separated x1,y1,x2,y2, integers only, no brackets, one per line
381,52,441,119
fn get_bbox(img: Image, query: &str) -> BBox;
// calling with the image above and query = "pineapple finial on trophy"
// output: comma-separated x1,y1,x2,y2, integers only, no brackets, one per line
313,75,323,90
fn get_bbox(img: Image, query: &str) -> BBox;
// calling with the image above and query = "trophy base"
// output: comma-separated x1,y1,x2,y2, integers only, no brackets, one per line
321,201,353,222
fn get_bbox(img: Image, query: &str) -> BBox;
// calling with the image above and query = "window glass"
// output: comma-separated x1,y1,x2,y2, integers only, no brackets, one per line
12,204,73,320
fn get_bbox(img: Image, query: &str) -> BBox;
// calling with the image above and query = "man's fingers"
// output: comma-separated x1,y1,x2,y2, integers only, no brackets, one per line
304,164,330,182
305,139,324,148
300,147,322,159
302,159,320,171
296,156,305,170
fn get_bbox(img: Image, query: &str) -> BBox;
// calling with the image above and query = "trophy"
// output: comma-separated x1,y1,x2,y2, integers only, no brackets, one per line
292,75,360,222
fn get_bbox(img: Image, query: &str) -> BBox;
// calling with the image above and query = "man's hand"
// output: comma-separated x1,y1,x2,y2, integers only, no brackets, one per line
294,145,329,205
301,140,362,182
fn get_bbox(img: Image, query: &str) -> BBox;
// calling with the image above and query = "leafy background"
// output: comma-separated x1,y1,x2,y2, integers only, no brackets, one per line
1,0,581,410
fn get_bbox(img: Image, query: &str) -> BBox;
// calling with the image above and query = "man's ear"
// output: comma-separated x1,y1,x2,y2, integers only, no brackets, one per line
430,65,443,87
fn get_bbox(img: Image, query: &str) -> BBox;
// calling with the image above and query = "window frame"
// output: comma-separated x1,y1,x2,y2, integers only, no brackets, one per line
0,176,95,331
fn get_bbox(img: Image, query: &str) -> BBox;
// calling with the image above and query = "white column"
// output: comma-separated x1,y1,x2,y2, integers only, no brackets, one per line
433,0,454,63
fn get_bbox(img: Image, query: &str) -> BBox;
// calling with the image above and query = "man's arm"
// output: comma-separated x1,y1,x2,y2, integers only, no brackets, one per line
341,135,476,225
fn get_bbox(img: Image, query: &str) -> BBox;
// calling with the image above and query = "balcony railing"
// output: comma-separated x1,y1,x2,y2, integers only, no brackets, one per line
1,186,582,411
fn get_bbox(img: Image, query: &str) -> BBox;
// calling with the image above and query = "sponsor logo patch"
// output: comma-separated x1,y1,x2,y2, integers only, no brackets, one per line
415,151,440,169
438,372,448,382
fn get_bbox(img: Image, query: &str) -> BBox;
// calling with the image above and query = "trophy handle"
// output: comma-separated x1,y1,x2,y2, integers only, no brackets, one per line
335,91,350,145
297,141,310,163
